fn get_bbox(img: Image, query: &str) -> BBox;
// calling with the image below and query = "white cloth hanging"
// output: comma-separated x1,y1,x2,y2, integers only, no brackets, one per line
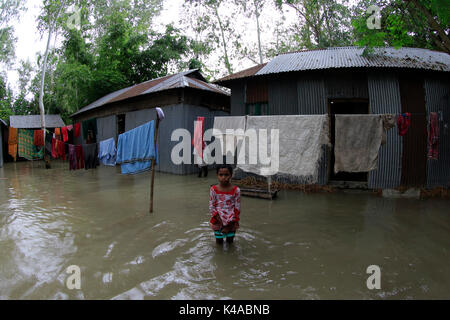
237,115,329,183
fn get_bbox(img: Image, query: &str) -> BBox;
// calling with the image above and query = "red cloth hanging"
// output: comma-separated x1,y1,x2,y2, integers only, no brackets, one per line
427,112,439,159
74,123,81,138
60,140,66,160
397,113,411,136
52,138,58,158
34,129,45,146
192,116,205,159
61,126,69,142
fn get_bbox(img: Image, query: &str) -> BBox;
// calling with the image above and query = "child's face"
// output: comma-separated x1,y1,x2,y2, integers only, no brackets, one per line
217,168,231,185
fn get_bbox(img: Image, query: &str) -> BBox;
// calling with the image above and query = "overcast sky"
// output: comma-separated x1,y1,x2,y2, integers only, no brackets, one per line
7,0,295,94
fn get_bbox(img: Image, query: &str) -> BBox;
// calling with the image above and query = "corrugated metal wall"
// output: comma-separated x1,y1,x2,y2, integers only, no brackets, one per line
230,70,449,188
97,115,117,142
296,74,329,185
326,72,369,99
246,77,268,104
230,80,245,116
297,74,327,114
125,104,228,175
231,82,245,116
268,75,297,115
425,78,450,188
367,72,403,189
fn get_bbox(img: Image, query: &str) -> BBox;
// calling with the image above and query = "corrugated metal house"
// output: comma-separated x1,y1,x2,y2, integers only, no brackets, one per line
215,47,450,189
71,69,230,175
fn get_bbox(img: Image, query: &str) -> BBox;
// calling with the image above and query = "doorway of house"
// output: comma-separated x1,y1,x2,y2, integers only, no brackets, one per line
117,114,125,136
328,99,369,182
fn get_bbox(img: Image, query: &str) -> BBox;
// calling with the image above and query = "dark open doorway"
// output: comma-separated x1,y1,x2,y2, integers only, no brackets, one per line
117,114,125,135
328,99,369,182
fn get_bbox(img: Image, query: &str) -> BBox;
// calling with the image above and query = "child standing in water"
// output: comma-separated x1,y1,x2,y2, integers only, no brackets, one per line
209,165,241,244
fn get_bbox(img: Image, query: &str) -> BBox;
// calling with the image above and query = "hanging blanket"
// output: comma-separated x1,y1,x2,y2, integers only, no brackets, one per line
334,115,388,173
116,120,158,174
98,137,117,166
34,129,45,146
237,115,329,183
8,127,18,145
18,129,43,160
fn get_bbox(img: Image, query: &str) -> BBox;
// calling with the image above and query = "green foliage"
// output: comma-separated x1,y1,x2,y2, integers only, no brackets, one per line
0,75,13,120
352,0,450,53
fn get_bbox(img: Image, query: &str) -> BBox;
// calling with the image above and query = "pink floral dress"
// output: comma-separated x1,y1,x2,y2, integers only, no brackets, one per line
209,185,241,232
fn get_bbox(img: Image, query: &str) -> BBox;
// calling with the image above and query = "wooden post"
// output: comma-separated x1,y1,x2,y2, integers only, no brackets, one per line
150,115,160,213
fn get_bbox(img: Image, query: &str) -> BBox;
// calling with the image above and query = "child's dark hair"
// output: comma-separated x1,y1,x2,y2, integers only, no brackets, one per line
216,164,233,175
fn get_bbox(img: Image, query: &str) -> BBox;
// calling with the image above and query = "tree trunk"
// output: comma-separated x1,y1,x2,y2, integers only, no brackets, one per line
214,5,232,74
254,0,263,64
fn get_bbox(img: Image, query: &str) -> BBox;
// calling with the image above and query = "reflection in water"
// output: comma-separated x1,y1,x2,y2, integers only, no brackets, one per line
0,161,449,299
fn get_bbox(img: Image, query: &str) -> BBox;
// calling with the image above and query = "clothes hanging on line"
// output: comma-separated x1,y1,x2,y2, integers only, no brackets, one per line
238,115,330,183
57,139,66,160
116,120,157,175
18,129,43,160
8,144,17,162
8,127,18,161
51,138,66,160
83,143,99,170
193,116,206,166
8,127,18,145
51,138,57,158
397,113,411,136
76,145,85,169
428,112,439,160
62,126,69,142
45,133,53,156
34,129,45,147
381,114,397,145
68,144,77,170
98,138,117,166
334,114,394,173
74,123,81,138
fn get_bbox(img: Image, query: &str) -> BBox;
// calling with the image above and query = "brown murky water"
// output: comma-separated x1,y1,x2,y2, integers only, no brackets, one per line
0,161,449,299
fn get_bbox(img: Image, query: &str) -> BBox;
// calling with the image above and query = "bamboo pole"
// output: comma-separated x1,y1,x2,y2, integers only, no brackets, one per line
150,115,160,213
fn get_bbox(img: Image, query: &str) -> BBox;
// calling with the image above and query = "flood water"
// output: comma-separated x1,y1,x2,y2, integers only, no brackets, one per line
0,161,449,300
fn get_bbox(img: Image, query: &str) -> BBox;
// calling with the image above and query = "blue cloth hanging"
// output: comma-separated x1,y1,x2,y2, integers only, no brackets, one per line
116,120,158,174
98,137,117,166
